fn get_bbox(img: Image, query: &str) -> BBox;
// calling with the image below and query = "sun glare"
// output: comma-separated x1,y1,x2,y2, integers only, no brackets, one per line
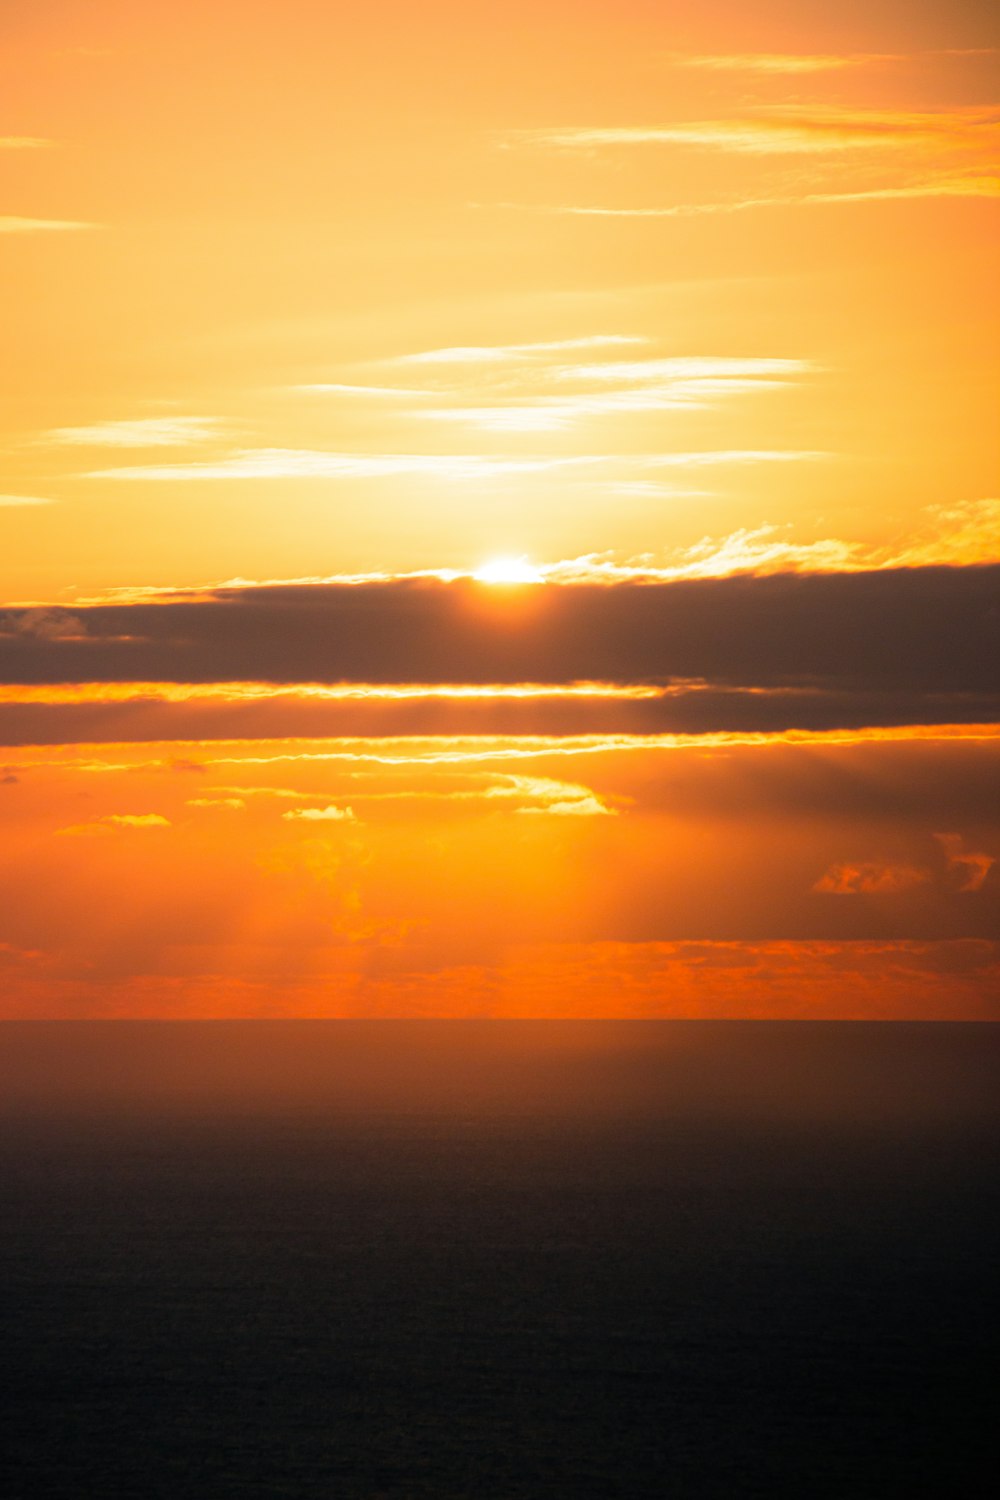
474,557,544,585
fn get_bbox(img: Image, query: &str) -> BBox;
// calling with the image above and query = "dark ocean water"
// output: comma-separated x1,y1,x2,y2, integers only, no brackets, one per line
1,1021,997,1499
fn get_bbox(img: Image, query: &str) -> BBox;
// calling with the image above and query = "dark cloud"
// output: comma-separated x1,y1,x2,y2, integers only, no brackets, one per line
0,567,997,706
0,686,997,745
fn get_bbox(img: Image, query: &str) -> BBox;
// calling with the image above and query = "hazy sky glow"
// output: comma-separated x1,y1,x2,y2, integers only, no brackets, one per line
1,0,997,1017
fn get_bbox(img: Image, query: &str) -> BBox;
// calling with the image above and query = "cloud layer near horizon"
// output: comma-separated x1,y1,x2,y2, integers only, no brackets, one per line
1,568,996,721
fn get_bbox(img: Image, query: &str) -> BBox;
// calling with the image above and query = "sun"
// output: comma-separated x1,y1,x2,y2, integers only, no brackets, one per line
473,556,544,585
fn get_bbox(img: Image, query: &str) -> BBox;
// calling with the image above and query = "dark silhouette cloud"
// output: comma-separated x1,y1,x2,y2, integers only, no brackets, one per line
0,568,997,721
0,686,996,745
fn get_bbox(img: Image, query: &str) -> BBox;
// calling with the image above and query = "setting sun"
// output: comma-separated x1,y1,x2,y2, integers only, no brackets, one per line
473,557,545,585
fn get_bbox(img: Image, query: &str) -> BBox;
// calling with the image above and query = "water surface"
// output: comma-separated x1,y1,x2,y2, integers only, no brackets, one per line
1,1021,997,1497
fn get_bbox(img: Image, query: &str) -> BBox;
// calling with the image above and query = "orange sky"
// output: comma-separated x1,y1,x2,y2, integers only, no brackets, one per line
1,0,997,1017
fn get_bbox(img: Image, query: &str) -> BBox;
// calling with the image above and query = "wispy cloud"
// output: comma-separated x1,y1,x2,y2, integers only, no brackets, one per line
414,356,809,431
35,498,1000,613
0,216,95,233
666,49,996,74
935,833,995,892
666,52,902,74
47,416,225,448
813,861,930,894
331,771,617,817
642,450,824,468
294,383,433,398
512,175,1000,218
57,812,171,836
553,356,805,383
87,448,820,482
813,831,997,896
514,107,1000,156
536,499,998,579
86,450,606,481
394,335,646,365
0,137,54,149
0,495,54,507
515,794,613,817
882,499,1000,568
489,772,613,815
282,805,357,822
540,529,857,582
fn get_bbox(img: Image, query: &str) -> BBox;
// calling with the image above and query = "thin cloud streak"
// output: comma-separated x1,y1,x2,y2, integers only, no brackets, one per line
0,217,96,233
515,107,1000,155
665,50,997,74
516,176,1000,217
297,352,807,433
416,383,793,430
86,448,822,481
667,53,904,74
295,383,434,398
46,417,226,448
552,357,807,382
282,805,357,822
1,687,994,745
86,451,607,481
394,336,647,364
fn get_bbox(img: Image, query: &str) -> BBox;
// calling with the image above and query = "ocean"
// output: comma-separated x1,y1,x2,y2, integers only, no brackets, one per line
1,1021,997,1497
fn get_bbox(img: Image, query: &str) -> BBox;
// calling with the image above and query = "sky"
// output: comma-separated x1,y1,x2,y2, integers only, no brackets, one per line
1,0,997,1017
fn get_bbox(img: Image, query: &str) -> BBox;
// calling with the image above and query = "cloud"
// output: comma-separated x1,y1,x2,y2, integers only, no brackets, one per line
263,771,615,816
0,217,95,233
542,530,858,580
666,52,905,74
484,773,614,815
0,137,54,148
46,416,225,448
1,937,996,1019
394,336,646,364
813,862,931,895
414,357,809,430
295,382,433,398
883,499,1000,568
551,356,805,383
105,813,171,827
515,107,1000,156
57,812,171,836
0,567,996,744
282,805,357,822
0,495,54,507
187,797,246,809
516,795,613,817
296,342,810,437
499,103,999,221
935,834,996,892
509,176,1000,218
664,50,996,74
814,832,997,897
5,609,85,641
84,447,820,482
85,449,606,481
1,689,996,745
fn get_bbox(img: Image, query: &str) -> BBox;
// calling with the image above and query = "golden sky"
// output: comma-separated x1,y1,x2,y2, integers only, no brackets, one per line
1,0,997,1017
